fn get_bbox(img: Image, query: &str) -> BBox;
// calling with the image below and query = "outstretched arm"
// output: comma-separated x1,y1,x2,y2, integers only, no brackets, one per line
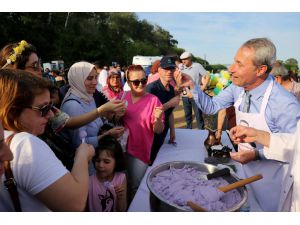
215,109,226,141
65,100,126,129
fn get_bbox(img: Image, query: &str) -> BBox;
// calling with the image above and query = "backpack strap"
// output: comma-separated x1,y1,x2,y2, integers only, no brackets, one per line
63,98,81,105
4,133,22,212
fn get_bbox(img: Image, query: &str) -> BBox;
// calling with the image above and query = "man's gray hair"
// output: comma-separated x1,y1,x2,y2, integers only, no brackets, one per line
270,61,288,77
242,38,276,73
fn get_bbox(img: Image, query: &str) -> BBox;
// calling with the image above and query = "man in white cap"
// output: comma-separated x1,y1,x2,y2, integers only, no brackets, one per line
179,51,210,129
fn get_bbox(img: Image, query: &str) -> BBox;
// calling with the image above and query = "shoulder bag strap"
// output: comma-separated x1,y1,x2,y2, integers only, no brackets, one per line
4,133,22,212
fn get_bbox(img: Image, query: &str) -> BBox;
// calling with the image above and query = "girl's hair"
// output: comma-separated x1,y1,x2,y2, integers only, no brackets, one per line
0,41,38,70
0,69,52,132
93,135,126,172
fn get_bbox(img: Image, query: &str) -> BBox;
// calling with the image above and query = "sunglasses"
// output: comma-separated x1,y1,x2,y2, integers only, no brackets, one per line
129,78,148,87
110,76,121,80
28,102,54,117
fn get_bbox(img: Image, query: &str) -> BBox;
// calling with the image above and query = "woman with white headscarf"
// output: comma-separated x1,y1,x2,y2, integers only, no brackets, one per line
61,62,125,173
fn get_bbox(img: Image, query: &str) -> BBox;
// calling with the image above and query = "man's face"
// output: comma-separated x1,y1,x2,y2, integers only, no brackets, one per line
181,57,192,67
229,47,260,90
158,67,175,84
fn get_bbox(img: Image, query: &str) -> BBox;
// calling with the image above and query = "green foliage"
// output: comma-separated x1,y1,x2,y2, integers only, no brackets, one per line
284,58,299,71
193,56,209,68
210,64,228,73
0,12,206,68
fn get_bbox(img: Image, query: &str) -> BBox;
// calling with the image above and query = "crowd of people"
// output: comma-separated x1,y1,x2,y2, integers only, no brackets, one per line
0,37,299,212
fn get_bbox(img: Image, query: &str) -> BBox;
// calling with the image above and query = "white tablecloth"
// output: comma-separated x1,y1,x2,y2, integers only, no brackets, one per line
128,129,262,212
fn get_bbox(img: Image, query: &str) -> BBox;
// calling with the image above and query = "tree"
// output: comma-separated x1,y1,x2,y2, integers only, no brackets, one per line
0,12,213,68
284,58,299,71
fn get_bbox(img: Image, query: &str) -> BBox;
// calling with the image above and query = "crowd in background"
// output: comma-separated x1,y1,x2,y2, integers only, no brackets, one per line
0,38,300,212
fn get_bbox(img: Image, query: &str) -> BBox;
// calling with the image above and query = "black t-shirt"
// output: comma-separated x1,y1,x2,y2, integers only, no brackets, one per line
146,79,175,127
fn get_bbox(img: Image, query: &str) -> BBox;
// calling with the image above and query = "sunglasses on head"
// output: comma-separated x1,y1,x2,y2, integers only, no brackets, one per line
129,78,148,86
28,102,54,117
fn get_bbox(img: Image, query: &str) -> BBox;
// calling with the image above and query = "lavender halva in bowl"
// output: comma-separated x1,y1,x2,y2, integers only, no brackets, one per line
146,161,247,212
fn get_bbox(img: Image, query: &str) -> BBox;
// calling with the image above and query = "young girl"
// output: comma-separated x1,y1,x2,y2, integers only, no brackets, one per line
88,136,127,212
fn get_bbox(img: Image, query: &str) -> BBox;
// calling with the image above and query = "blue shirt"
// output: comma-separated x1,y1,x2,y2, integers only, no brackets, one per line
192,75,300,134
61,93,102,149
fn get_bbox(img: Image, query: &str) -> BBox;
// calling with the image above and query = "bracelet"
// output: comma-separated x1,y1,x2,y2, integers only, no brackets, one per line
96,108,101,116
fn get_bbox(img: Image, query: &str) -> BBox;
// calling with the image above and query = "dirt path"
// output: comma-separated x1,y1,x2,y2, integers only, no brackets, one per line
173,99,197,129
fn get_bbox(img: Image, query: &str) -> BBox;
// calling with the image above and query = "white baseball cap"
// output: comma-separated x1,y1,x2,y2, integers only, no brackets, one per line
180,52,192,60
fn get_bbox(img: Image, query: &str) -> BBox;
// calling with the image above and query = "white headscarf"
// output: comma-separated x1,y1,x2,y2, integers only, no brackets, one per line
63,61,95,103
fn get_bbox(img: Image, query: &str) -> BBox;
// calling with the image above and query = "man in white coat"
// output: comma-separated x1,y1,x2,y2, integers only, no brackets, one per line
229,122,300,211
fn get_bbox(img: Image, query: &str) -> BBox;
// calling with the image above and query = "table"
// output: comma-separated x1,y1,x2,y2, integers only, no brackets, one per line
128,129,262,212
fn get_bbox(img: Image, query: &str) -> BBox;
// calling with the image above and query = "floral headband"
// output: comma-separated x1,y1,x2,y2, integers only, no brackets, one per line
1,40,29,69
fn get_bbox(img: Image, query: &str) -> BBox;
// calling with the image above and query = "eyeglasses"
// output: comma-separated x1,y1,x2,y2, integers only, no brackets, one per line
28,102,54,117
110,76,121,80
128,78,148,87
26,63,42,72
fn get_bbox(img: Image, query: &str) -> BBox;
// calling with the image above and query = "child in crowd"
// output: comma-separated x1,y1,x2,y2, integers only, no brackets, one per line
88,136,127,212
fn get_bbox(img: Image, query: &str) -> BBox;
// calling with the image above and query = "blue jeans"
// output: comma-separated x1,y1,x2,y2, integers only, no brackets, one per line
182,97,204,129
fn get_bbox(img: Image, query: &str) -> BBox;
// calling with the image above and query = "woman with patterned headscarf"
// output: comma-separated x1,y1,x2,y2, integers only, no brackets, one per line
102,68,124,100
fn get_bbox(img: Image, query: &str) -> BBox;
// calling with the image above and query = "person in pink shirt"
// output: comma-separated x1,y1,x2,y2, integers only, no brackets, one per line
121,64,164,201
88,136,127,212
147,60,160,84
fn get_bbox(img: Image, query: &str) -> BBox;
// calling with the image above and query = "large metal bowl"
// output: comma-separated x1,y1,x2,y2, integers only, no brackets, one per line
146,161,248,212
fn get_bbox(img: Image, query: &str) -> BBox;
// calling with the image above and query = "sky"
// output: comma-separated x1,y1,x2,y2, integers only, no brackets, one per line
3,1,300,66
136,12,300,65
2,1,300,225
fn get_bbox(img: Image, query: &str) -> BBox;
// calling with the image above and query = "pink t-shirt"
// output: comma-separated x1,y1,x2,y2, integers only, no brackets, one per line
122,92,164,164
88,172,125,212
